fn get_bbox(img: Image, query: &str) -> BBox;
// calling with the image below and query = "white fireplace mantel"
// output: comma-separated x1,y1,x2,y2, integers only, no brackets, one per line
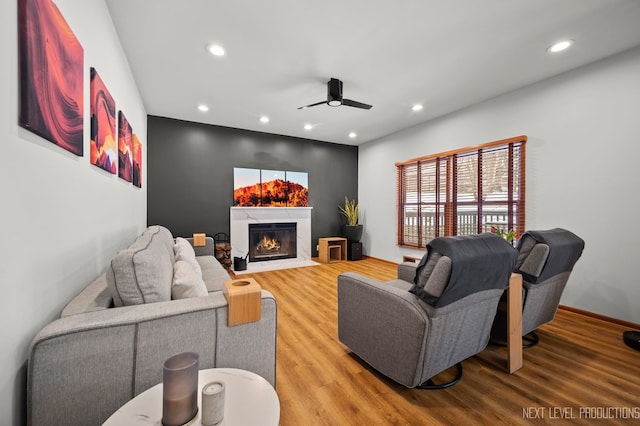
230,207,313,272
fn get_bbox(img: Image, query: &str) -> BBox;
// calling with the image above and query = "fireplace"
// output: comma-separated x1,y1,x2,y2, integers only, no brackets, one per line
230,207,313,273
248,222,297,262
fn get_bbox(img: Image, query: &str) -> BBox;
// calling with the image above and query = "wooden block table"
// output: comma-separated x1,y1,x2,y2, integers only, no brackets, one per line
318,237,347,263
192,233,206,247
402,254,423,263
223,278,262,326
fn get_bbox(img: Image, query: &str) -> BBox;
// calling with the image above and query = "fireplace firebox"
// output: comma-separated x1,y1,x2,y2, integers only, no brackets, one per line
248,222,297,262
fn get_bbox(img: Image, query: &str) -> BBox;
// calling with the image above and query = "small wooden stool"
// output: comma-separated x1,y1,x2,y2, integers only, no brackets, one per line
318,237,347,263
223,278,262,326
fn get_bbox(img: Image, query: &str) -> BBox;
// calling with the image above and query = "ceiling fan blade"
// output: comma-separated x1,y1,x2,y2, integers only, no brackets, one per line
342,99,373,110
297,100,327,110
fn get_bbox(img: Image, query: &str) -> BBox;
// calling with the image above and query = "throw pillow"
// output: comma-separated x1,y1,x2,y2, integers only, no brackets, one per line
175,237,202,276
519,243,550,278
423,256,452,297
414,251,443,289
107,227,173,306
172,260,208,299
515,235,536,269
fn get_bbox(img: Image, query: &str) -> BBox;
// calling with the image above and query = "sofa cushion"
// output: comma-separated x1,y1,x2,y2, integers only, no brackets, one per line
175,237,202,277
172,260,208,299
198,257,231,292
107,226,174,306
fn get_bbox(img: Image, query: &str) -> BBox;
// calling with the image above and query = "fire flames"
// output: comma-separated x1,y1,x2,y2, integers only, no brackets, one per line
256,235,281,253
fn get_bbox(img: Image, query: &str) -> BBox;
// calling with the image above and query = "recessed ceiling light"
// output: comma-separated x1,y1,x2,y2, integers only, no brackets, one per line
304,124,313,130
348,132,357,139
547,40,574,53
197,104,209,112
259,116,270,124
412,104,424,111
207,44,226,57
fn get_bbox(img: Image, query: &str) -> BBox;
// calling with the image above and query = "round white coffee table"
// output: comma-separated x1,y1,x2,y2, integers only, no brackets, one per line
103,368,279,425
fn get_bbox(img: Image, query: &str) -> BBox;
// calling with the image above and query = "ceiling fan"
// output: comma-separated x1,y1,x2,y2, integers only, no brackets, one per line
298,78,372,110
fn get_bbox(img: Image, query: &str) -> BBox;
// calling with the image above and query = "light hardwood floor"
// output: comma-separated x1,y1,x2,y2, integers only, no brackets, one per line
236,258,640,425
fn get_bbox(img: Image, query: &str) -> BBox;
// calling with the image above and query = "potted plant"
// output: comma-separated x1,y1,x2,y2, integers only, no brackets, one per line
339,197,363,242
490,226,520,246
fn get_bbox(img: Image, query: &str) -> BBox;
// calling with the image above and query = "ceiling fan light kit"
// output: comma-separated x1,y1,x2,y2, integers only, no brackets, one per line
299,78,372,110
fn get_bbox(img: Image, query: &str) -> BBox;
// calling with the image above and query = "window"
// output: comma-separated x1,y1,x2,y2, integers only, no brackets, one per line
396,136,526,248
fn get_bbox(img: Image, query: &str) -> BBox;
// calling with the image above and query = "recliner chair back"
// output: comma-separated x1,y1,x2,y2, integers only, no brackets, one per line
491,228,585,343
338,233,517,388
516,228,585,335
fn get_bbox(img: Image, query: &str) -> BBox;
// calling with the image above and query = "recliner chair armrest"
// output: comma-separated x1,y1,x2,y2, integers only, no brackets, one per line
337,272,429,387
397,262,417,282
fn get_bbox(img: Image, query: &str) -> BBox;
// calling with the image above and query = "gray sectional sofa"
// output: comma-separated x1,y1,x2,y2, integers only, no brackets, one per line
27,225,277,426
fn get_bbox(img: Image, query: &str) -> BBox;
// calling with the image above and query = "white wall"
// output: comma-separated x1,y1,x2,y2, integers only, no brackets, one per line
359,46,640,325
0,1,146,424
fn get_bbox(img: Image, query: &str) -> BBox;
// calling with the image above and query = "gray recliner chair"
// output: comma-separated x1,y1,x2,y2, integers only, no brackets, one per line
490,228,585,347
337,233,517,389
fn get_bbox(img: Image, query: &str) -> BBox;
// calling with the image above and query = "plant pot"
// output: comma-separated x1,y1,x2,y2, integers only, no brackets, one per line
341,224,363,243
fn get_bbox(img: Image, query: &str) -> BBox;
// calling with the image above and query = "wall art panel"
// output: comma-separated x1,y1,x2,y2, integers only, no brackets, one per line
233,168,308,207
118,111,133,183
89,68,117,173
132,134,142,188
18,0,84,156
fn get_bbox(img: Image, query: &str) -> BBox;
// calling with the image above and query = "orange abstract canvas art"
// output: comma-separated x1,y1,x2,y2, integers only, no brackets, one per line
118,111,133,183
19,0,84,156
132,134,142,188
90,68,117,174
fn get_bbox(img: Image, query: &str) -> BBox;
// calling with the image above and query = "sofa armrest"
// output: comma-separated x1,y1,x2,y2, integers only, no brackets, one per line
337,272,429,387
186,236,215,257
397,261,417,283
28,291,276,426
60,272,113,318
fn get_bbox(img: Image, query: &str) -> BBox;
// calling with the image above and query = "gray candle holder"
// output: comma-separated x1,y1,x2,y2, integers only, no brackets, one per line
201,381,225,425
162,352,199,426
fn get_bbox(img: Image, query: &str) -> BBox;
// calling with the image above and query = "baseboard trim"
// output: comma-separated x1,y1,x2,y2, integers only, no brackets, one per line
559,305,640,330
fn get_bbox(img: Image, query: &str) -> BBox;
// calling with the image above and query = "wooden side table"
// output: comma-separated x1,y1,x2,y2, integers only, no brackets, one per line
223,278,262,326
318,237,347,263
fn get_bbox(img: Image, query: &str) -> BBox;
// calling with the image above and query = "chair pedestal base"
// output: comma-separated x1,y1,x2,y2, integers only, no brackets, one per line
417,363,463,390
491,331,539,349
523,331,539,348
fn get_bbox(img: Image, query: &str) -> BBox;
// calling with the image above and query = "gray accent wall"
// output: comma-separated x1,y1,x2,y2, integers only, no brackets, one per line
147,116,358,256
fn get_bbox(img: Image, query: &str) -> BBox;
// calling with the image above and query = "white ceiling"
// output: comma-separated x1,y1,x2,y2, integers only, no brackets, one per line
105,0,640,146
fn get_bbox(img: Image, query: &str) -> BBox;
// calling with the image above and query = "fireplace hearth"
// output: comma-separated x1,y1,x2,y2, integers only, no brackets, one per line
248,222,297,262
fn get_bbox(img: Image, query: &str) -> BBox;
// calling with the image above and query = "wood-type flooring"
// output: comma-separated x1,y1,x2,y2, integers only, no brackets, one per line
234,257,640,425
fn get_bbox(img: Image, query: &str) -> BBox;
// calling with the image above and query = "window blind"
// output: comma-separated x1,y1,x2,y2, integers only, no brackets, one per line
396,136,526,248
